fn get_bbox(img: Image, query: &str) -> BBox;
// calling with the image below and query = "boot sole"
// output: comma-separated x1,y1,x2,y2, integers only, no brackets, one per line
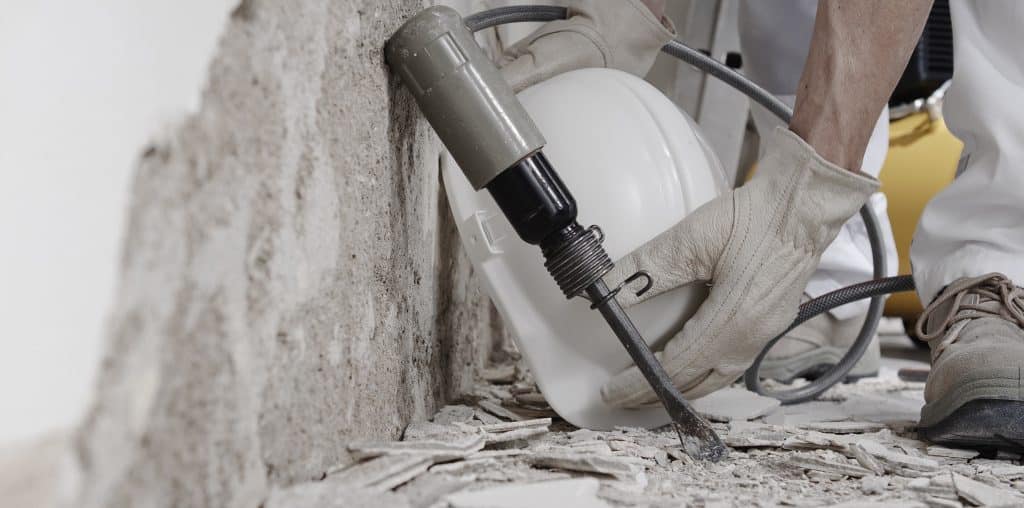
919,399,1024,453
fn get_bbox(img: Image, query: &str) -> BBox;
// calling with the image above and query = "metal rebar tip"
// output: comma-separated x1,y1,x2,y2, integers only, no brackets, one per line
585,280,727,462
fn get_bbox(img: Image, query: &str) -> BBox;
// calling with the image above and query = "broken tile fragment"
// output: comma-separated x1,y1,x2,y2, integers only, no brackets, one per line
428,457,501,475
477,399,525,422
856,439,940,473
474,408,504,425
896,468,940,478
929,473,955,489
906,477,958,499
925,445,979,460
484,426,548,445
850,443,886,476
329,455,433,491
969,458,1013,469
567,440,614,455
473,418,550,445
783,430,849,453
798,421,888,434
477,418,551,433
467,449,529,460
635,446,660,459
951,472,1024,507
690,387,781,422
808,470,845,482
653,449,670,467
475,466,571,484
895,441,929,458
724,423,788,449
786,453,873,478
835,393,924,425
347,434,485,461
989,464,1024,480
506,406,558,419
922,496,961,508
530,452,640,481
402,421,476,442
607,439,643,455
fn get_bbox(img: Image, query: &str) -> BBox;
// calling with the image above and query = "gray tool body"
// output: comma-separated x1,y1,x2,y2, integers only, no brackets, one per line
386,6,543,189
385,6,726,461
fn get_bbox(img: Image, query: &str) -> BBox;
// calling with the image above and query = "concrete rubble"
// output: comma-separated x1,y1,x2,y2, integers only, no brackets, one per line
267,360,1024,507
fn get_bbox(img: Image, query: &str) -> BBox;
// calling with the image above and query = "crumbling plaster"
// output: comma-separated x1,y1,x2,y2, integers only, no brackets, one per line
72,1,504,506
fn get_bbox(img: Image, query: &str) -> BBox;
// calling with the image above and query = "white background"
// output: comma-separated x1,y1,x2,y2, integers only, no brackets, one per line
0,0,236,445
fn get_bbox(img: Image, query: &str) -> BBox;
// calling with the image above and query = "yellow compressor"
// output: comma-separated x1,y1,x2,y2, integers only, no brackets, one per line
878,88,962,331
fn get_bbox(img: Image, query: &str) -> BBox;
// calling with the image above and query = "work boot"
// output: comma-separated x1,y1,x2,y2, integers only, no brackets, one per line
915,273,1024,452
757,295,880,383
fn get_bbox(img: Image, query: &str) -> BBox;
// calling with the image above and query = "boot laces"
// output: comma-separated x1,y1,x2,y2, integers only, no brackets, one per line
915,273,1024,342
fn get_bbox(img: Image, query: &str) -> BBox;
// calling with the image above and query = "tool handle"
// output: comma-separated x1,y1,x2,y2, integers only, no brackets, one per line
385,6,545,189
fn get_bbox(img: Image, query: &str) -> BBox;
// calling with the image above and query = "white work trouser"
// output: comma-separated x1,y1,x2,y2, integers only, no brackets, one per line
738,0,898,319
911,1,1024,303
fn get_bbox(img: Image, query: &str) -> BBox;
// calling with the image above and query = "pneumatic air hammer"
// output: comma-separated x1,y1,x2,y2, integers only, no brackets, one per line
385,6,725,461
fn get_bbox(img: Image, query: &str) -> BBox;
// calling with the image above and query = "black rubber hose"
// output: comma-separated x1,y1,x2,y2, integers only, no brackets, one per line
744,211,909,403
465,5,917,404
465,5,567,32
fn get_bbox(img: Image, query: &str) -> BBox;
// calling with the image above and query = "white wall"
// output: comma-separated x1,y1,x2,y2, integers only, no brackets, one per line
0,0,236,445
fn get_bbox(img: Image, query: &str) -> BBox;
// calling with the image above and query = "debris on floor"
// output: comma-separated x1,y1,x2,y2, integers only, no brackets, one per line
278,342,1024,507
951,472,1024,506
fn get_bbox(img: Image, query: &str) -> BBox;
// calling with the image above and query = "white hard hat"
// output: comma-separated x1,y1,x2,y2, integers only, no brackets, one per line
442,68,726,430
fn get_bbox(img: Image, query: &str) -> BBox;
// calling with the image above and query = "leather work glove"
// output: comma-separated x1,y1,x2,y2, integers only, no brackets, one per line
601,128,880,407
498,0,676,92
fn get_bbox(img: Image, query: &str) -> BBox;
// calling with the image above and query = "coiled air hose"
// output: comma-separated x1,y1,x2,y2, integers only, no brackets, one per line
465,5,918,404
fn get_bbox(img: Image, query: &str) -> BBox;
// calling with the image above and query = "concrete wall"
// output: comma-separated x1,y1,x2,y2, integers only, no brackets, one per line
71,1,502,506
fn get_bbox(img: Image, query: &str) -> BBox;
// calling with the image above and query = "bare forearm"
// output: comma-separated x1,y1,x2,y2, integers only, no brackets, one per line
790,0,933,171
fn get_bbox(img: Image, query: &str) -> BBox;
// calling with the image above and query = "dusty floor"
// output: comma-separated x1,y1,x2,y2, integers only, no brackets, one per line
267,325,1024,507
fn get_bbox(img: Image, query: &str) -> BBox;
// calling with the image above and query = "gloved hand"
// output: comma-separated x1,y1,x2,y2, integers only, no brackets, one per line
601,127,879,407
498,0,675,92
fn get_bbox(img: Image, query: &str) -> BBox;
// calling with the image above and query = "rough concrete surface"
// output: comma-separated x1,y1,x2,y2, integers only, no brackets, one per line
69,1,505,506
